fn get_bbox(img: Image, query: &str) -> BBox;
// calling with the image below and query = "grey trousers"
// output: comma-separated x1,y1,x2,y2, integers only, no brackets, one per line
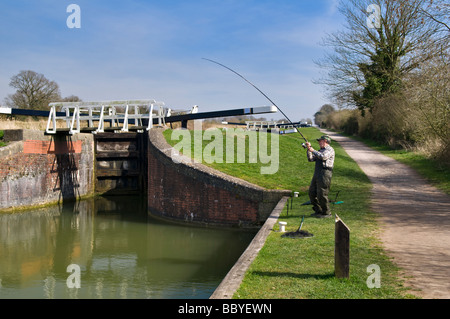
309,167,333,215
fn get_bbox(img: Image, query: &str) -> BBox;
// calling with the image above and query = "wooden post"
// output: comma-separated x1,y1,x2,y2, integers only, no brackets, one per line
335,214,350,278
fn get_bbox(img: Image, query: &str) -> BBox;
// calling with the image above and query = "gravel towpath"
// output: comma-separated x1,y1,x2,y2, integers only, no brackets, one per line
322,130,450,299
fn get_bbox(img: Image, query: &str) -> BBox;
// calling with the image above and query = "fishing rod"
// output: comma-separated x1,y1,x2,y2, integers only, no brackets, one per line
202,58,309,144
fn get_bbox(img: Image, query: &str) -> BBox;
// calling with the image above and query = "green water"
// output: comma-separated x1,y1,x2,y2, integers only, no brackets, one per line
0,196,256,299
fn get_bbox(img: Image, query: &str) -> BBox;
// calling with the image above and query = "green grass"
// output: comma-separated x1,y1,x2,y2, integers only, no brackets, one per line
0,130,7,148
163,127,417,299
236,199,412,299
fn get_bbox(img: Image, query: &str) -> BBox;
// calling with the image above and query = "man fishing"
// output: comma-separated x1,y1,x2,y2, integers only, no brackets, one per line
202,59,336,218
306,135,335,218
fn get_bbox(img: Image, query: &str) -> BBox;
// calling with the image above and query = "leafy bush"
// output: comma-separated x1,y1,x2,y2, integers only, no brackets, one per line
0,130,6,147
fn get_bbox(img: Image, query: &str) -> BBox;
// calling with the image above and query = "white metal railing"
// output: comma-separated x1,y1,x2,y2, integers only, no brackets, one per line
245,120,281,130
46,100,167,134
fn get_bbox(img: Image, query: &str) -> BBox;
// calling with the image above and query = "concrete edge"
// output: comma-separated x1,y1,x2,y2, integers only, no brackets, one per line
0,140,23,158
209,196,289,299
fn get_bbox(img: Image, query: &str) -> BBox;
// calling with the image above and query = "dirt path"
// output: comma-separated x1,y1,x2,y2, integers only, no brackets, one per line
321,129,450,299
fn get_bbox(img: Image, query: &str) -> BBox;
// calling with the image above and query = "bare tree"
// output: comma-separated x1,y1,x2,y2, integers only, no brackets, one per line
420,0,450,31
314,0,448,112
61,95,82,102
5,70,61,110
405,47,450,158
314,104,336,126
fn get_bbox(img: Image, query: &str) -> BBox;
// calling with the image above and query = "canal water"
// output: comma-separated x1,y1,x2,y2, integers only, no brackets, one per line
0,196,257,299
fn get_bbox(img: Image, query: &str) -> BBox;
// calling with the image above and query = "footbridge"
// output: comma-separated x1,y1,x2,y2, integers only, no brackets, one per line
1,100,278,135
1,100,282,200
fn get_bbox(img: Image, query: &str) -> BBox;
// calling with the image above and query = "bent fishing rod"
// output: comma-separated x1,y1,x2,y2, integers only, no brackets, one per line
202,58,309,145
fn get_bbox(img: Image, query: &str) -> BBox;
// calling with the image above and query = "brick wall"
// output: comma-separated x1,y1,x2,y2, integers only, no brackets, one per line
147,128,290,228
0,130,94,211
23,140,83,154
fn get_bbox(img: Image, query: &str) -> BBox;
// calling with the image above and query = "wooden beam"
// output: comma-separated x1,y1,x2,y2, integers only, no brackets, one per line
2,106,276,123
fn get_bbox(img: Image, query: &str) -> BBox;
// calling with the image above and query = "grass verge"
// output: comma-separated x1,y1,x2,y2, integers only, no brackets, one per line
163,126,417,299
0,130,7,147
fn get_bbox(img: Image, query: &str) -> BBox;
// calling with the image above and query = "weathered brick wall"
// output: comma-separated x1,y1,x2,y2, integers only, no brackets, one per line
0,130,94,211
147,128,290,228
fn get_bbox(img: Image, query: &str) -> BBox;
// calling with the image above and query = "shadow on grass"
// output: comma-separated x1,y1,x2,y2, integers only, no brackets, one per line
250,271,335,280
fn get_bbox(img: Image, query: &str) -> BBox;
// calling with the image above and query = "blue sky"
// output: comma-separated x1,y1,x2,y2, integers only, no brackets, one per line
0,0,344,121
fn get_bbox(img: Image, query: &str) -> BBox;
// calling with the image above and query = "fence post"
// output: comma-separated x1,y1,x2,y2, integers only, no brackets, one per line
335,214,350,278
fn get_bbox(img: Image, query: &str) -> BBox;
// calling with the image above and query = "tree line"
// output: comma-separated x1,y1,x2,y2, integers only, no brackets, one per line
314,0,449,163
3,70,81,110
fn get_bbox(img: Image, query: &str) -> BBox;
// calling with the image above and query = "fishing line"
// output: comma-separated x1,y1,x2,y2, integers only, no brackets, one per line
202,58,308,143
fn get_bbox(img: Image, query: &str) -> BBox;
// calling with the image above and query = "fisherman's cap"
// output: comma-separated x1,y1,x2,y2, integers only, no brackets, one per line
317,135,331,144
